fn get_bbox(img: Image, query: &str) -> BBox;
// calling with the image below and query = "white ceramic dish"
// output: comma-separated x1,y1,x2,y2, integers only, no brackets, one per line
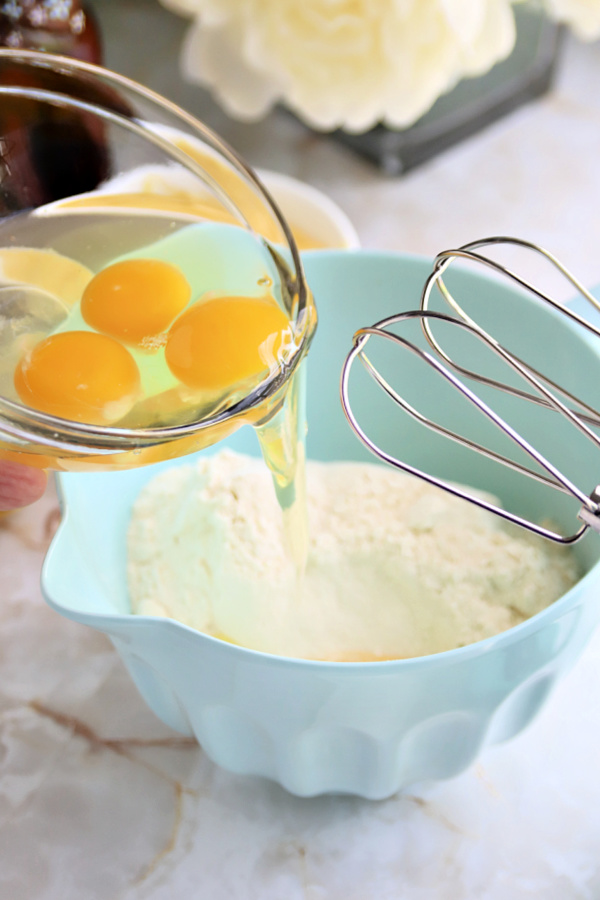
258,169,360,250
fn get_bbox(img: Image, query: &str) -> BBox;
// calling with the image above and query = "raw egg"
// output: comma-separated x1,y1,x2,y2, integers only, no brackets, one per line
81,258,191,347
165,295,291,391
14,330,141,425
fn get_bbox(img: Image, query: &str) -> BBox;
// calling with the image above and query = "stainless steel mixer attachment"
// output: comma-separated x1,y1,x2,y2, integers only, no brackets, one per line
340,237,600,544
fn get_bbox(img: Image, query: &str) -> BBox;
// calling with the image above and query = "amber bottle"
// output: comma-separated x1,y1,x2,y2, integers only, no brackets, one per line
0,3,134,212
0,1,102,64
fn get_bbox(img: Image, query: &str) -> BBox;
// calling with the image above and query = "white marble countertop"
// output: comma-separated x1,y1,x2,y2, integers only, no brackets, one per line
3,4,600,898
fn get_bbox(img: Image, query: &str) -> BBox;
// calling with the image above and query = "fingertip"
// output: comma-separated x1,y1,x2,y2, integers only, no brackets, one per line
0,460,48,511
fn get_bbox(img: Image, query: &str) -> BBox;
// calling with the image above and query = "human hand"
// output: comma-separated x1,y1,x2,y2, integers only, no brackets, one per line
0,460,48,511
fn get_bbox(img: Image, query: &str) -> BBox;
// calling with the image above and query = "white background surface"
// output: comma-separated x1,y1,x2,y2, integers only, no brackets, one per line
2,2,600,897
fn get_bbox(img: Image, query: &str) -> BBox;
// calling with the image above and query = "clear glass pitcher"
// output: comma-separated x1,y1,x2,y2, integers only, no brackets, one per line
0,48,316,471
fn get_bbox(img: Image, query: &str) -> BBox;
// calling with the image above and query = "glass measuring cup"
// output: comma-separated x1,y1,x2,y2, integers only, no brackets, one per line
0,49,316,472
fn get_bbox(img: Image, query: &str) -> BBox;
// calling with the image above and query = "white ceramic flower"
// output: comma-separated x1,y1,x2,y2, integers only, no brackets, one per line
537,0,600,39
160,0,517,132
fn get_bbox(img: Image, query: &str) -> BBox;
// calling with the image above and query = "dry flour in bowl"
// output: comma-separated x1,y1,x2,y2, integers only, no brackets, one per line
127,449,579,661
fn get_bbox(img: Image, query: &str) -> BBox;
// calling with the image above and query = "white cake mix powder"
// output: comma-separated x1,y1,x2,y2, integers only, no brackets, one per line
127,449,580,660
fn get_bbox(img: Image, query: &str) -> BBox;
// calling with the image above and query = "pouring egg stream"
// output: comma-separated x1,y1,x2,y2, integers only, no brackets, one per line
0,203,315,568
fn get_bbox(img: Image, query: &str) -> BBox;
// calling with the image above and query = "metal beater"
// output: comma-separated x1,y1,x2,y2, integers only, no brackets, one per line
340,237,600,544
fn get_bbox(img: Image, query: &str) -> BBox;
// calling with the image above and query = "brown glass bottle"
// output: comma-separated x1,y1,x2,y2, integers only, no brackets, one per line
0,1,102,64
0,3,134,213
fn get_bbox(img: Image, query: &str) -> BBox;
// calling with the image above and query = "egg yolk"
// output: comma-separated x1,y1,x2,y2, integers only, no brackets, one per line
14,331,141,425
165,295,292,391
81,258,191,347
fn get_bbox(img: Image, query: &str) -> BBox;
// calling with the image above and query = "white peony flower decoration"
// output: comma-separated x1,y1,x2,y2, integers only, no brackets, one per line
537,0,600,39
160,0,600,133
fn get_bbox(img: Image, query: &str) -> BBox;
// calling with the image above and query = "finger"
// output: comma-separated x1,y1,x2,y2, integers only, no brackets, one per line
0,460,48,510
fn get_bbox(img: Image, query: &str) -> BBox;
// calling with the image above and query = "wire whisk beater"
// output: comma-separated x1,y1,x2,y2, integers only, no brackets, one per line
340,237,600,544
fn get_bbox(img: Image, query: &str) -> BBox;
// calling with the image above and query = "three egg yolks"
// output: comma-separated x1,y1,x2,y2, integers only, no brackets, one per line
14,257,291,426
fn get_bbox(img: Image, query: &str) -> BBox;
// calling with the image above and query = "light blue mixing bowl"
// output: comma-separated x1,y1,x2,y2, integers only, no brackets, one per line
42,251,600,799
